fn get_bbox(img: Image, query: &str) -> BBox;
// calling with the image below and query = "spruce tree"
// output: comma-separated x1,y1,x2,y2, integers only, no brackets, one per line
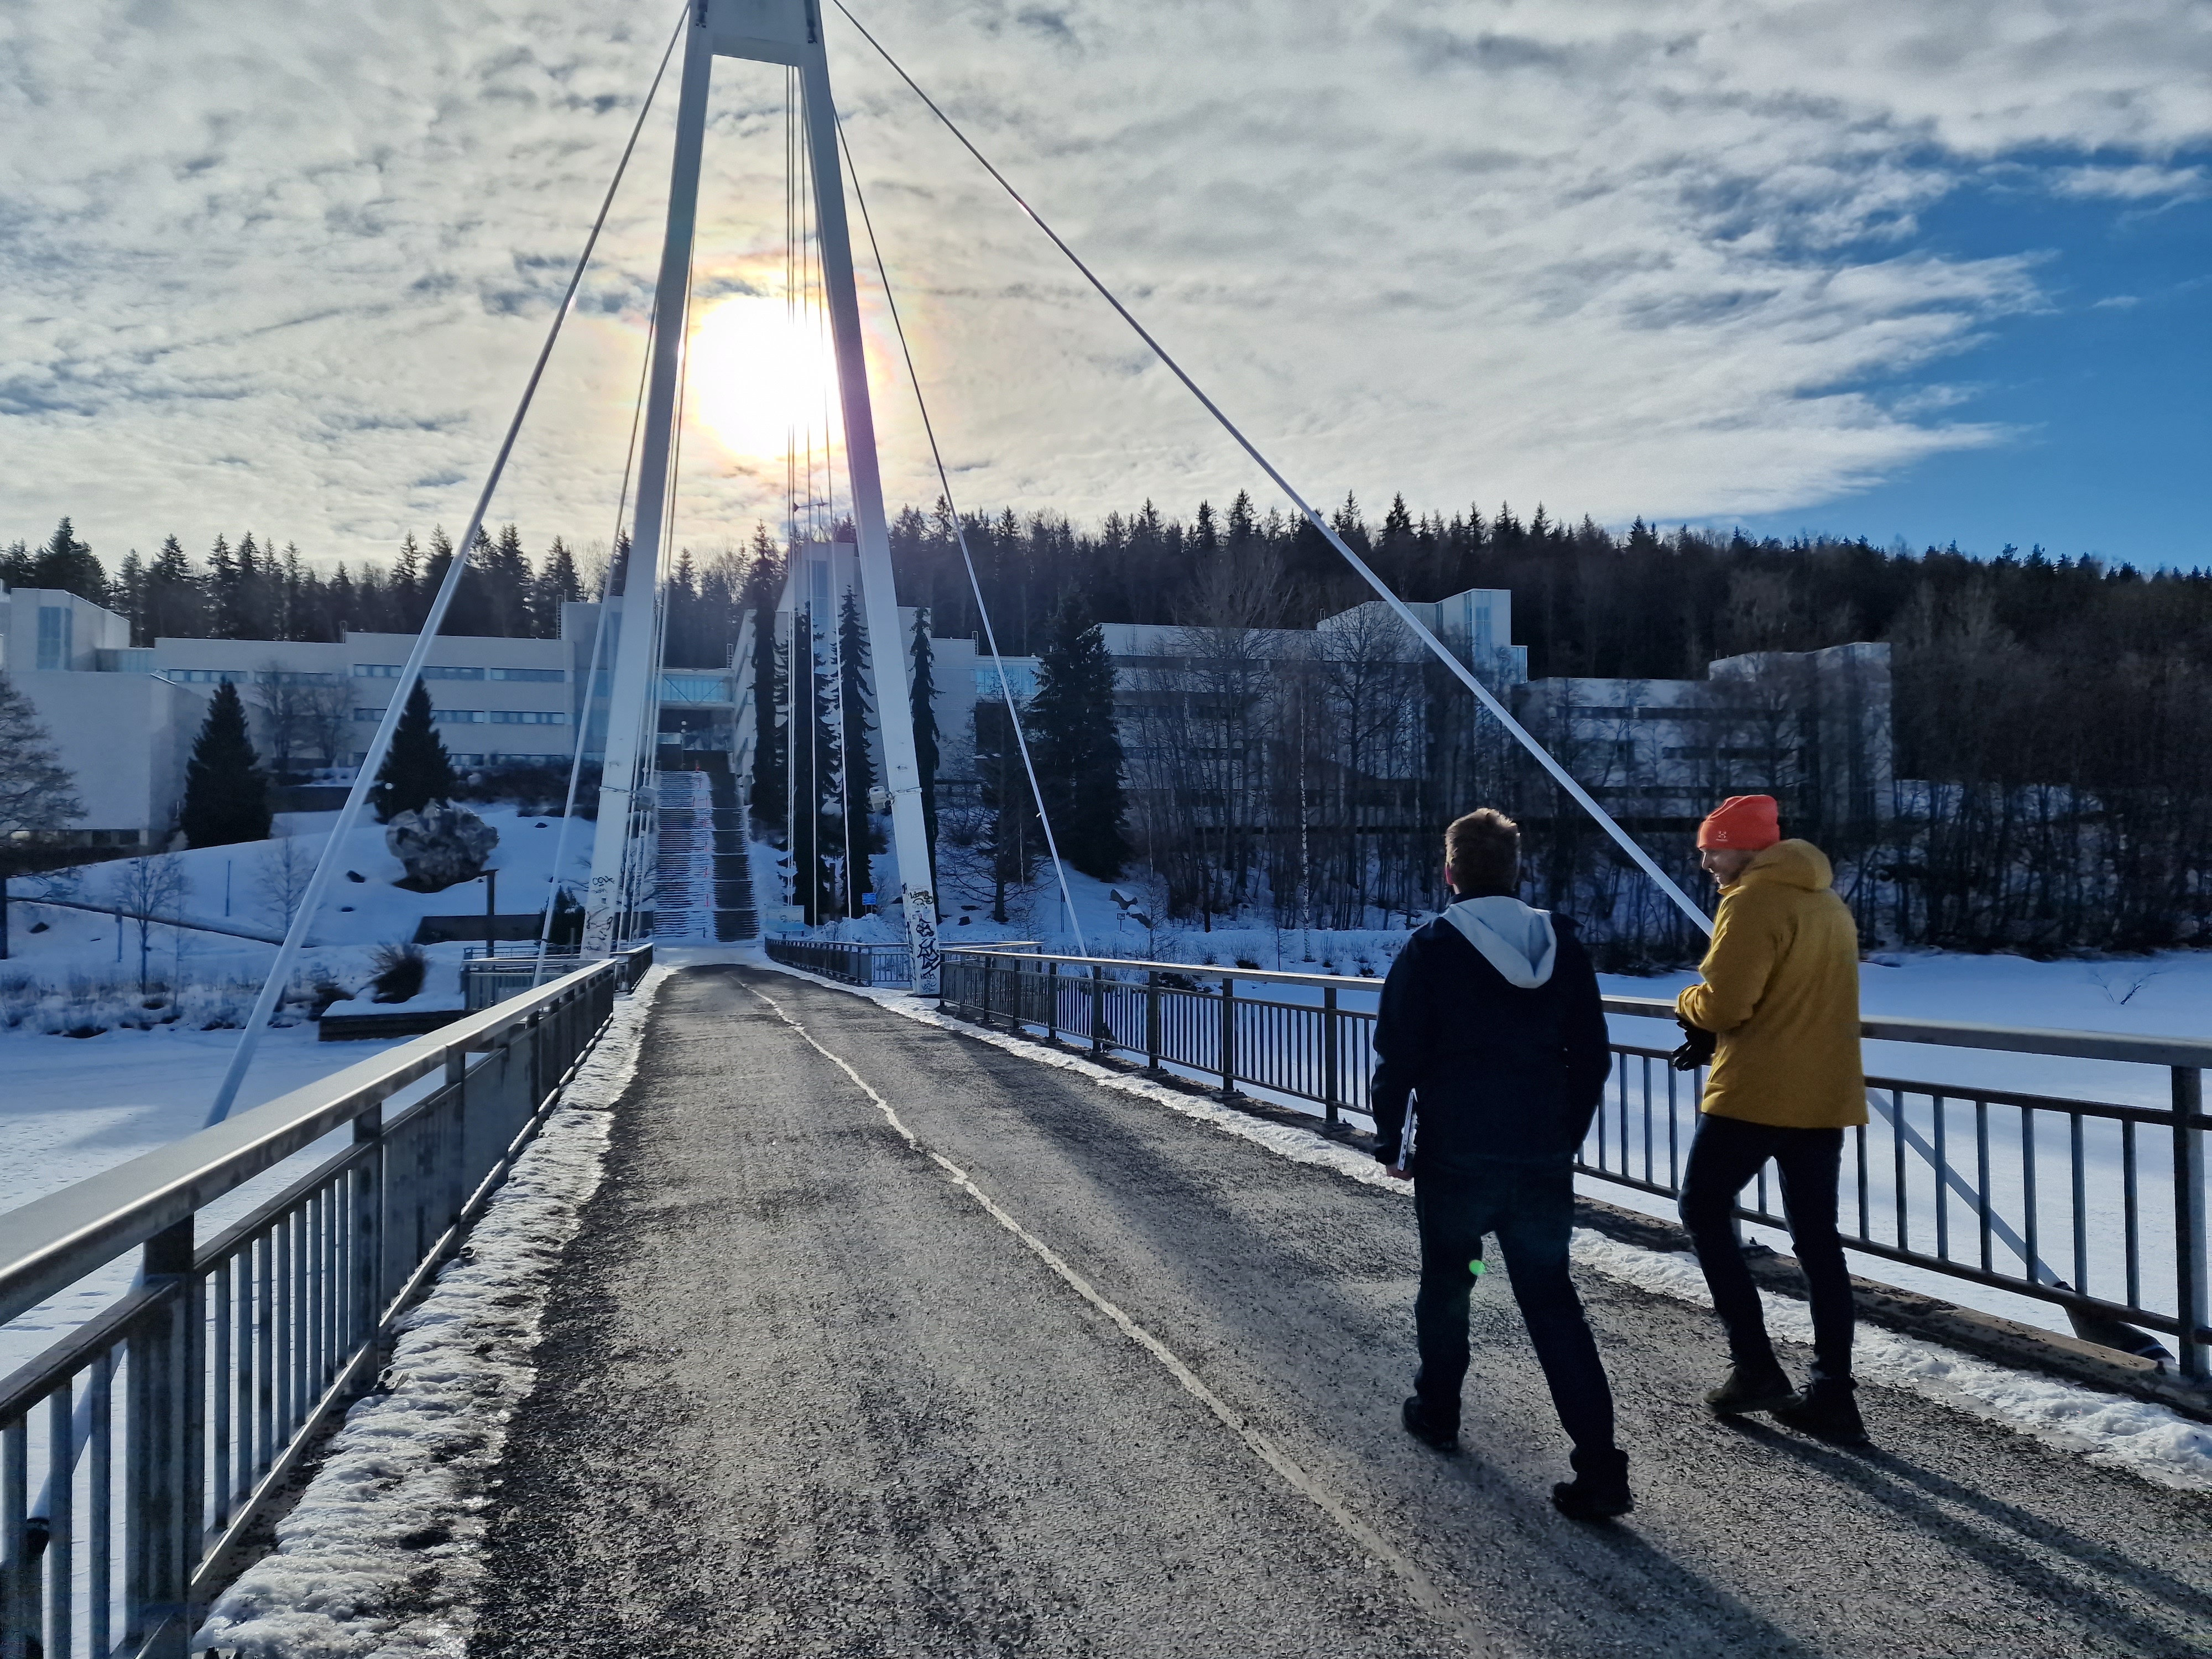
0,671,84,834
1026,598,1128,879
740,535,785,824
534,537,583,635
836,590,881,913
371,681,457,822
179,681,272,847
909,606,939,884
147,535,202,640
31,518,107,603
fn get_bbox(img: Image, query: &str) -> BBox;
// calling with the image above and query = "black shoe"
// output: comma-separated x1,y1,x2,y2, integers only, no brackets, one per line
1704,1363,1799,1416
1775,1378,1869,1444
1551,1448,1634,1520
1401,1395,1460,1454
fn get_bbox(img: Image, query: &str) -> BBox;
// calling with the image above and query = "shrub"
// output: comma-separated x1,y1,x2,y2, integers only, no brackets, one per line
366,941,428,1004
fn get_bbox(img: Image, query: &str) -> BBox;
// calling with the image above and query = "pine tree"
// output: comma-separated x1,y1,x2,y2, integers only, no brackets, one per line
740,535,785,823
534,537,583,635
836,589,881,913
371,681,457,822
391,533,423,628
30,518,107,603
0,671,84,834
179,682,272,847
1026,597,1128,879
787,607,837,921
145,535,202,640
483,523,533,636
115,551,149,644
910,606,939,884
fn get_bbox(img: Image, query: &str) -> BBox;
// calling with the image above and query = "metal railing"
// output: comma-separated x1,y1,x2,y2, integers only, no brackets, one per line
460,941,651,1011
763,936,915,987
938,947,2211,1380
0,946,651,1657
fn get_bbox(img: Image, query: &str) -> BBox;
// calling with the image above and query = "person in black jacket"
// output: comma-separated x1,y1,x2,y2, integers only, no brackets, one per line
1373,808,1630,1519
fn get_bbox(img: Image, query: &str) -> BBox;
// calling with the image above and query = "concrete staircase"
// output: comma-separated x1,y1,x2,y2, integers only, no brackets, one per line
655,761,758,942
655,770,716,941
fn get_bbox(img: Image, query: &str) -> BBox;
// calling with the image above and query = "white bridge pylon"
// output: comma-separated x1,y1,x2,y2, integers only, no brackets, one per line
583,0,942,991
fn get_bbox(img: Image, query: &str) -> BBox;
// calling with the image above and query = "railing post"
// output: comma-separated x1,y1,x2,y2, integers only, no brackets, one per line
2177,1066,2208,1381
1323,984,1340,1130
1091,964,1106,1058
125,1218,195,1657
353,1103,385,1345
1219,975,1237,1097
982,956,995,1029
1046,959,1058,1044
1145,971,1162,1071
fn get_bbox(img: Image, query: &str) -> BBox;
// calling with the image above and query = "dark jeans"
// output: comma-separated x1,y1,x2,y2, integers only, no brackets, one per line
1413,1157,1616,1454
1678,1114,1855,1384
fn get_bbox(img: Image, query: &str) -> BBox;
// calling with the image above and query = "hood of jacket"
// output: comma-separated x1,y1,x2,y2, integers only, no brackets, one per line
1440,894,1558,988
1729,838,1834,895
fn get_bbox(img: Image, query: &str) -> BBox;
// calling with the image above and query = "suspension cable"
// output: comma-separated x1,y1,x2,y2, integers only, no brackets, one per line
837,114,1088,953
531,290,662,982
827,0,1710,937
204,0,691,1125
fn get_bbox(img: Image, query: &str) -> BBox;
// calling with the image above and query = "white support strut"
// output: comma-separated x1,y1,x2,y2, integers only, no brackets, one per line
583,16,712,955
588,0,941,988
796,44,941,990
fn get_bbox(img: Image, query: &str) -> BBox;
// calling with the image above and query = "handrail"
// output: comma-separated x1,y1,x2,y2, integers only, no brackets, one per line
938,945,2209,1379
941,948,2212,1071
0,953,639,1328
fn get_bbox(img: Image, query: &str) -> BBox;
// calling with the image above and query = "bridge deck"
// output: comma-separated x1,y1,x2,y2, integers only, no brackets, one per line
472,966,2212,1657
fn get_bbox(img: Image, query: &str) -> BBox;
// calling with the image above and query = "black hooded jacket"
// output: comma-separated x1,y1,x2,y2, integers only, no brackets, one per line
1369,908,1612,1171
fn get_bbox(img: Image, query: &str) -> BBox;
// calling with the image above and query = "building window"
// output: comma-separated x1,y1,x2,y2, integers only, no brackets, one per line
435,708,487,723
354,707,385,723
488,709,568,724
488,666,565,682
353,664,487,680
36,607,72,670
166,668,250,684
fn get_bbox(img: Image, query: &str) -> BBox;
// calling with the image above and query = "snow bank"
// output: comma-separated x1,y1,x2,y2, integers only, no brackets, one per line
771,958,2212,1495
195,964,671,1659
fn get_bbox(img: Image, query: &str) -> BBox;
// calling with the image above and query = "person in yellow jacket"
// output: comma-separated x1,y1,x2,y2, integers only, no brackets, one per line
1673,794,1869,1443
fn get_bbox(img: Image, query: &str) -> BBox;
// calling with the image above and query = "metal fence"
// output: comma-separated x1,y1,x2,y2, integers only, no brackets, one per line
0,947,651,1658
938,947,2210,1380
762,937,914,987
461,942,652,1011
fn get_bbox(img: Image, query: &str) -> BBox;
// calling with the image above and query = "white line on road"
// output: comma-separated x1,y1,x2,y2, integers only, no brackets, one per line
739,982,1495,1654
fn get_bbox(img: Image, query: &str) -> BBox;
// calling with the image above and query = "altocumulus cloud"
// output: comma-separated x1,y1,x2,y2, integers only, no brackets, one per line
2,0,2208,567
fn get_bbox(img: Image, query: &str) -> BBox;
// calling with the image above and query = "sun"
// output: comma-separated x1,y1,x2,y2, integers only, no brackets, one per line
690,294,841,461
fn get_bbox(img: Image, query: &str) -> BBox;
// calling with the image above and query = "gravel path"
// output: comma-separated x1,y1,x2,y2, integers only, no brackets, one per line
471,965,2212,1657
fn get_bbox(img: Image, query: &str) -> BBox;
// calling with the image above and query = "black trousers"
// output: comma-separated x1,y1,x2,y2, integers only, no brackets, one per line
1678,1113,1855,1384
1413,1157,1617,1454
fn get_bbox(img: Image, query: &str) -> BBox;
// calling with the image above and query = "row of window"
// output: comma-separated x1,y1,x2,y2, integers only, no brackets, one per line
352,664,566,682
352,707,569,725
166,668,340,685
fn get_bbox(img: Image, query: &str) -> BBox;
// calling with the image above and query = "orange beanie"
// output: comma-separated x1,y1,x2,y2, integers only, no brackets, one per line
1698,794,1780,851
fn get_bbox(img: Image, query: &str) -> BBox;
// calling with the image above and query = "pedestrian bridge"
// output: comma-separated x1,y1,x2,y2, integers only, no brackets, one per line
5,956,2207,1657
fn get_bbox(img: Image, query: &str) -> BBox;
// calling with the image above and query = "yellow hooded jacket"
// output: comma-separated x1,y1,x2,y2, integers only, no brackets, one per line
1676,839,1866,1129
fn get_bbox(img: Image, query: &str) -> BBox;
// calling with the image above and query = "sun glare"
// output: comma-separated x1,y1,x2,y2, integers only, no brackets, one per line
691,295,841,461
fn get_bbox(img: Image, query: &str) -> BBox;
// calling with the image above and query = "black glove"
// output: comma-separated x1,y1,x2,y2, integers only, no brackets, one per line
1670,1016,1717,1073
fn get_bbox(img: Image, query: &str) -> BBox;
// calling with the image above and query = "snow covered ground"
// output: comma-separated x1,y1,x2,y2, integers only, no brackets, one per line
0,805,596,1378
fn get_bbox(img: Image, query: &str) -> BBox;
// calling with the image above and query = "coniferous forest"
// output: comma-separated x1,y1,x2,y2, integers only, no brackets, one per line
12,493,2211,959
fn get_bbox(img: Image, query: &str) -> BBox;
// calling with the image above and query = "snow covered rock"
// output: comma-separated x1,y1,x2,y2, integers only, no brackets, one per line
384,806,498,892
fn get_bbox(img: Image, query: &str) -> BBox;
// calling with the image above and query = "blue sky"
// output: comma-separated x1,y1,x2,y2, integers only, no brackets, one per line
1736,162,2211,568
2,1,2208,577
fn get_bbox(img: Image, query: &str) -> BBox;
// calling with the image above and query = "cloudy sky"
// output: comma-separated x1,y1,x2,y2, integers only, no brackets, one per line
3,0,2207,577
